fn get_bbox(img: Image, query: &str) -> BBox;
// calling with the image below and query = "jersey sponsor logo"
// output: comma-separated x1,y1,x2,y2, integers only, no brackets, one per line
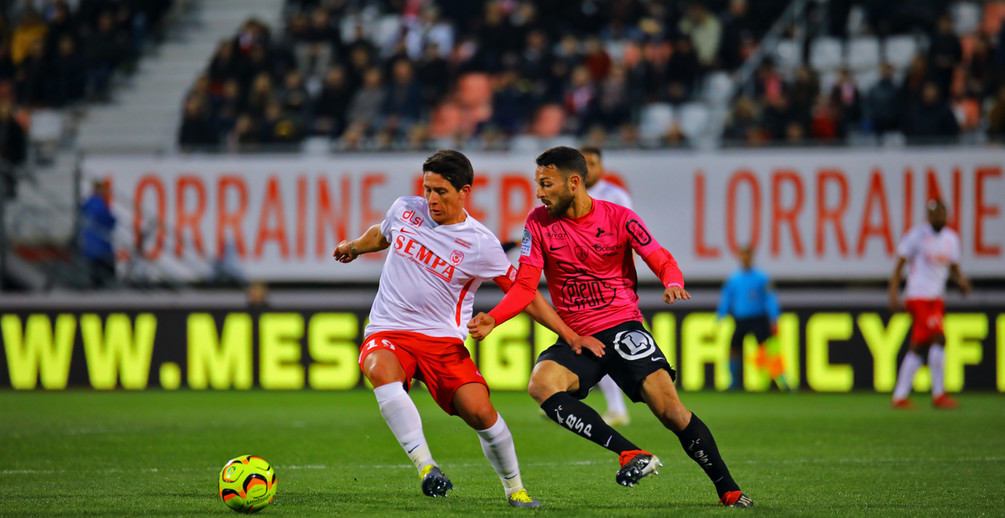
544,230,567,238
626,219,651,246
613,329,657,360
559,268,616,311
393,234,456,282
454,237,472,248
595,227,606,238
401,209,425,227
520,229,532,257
449,249,465,265
591,242,624,257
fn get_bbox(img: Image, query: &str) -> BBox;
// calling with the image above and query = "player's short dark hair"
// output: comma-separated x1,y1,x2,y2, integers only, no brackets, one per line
423,149,474,191
580,145,602,158
536,146,587,181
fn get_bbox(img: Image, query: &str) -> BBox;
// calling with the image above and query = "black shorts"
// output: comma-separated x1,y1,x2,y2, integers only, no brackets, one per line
731,316,772,351
536,320,676,403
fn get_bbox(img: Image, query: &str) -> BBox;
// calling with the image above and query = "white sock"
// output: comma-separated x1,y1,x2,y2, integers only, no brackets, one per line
928,346,946,398
476,413,523,496
597,375,627,416
373,382,434,474
893,351,923,400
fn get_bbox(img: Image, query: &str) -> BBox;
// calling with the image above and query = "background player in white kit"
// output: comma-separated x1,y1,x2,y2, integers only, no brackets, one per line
581,146,632,426
332,150,597,508
888,199,971,409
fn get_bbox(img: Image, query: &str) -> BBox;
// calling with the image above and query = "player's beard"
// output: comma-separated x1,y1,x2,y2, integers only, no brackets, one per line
545,189,575,217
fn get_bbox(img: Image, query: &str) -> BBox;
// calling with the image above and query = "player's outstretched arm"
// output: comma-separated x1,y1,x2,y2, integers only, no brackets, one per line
524,292,606,357
332,224,389,263
663,285,691,304
950,263,971,295
888,257,907,310
468,263,538,340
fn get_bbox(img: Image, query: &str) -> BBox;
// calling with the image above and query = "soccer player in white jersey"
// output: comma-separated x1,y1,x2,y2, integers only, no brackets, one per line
888,199,971,409
332,150,597,508
581,146,632,426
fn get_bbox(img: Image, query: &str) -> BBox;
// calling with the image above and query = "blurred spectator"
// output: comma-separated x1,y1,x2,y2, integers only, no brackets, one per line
178,95,220,151
416,42,450,105
809,95,842,141
564,64,596,135
926,15,961,99
278,69,309,116
582,36,611,82
902,82,959,142
11,9,46,65
763,92,801,141
259,99,304,145
665,35,700,102
988,85,1005,139
346,67,386,134
723,96,764,144
14,38,46,104
311,65,353,137
865,63,900,134
245,72,275,118
46,34,86,107
678,3,721,70
754,60,787,104
595,62,631,130
898,55,929,111
79,179,117,289
487,68,529,135
829,67,861,131
381,59,423,137
82,11,130,101
0,99,26,199
789,66,820,116
719,0,757,71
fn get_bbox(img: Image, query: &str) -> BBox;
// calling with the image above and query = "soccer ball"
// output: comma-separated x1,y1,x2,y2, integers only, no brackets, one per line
218,455,278,513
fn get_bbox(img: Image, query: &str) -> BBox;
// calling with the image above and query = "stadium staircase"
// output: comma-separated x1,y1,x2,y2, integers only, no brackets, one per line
1,0,285,291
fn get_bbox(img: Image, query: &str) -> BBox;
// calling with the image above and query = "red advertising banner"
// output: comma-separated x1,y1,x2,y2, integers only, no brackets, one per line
82,148,1004,282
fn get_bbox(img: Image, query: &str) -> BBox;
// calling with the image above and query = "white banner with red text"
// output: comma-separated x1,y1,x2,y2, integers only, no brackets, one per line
81,147,1004,282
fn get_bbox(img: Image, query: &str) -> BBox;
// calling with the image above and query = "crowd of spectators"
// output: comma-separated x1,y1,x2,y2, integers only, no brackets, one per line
178,0,1005,152
1,0,173,107
725,1,1005,146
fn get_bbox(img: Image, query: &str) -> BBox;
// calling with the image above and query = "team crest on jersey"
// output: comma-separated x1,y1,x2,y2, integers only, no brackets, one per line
450,249,465,265
575,246,588,261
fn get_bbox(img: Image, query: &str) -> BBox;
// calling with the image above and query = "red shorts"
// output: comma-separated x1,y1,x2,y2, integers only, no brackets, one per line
358,331,486,415
905,298,945,345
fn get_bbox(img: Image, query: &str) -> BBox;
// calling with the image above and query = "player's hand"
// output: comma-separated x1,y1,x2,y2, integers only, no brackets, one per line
467,312,497,340
663,285,691,304
568,335,606,357
332,240,359,263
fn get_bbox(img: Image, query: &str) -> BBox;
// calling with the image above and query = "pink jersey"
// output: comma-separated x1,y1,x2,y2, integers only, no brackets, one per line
518,199,670,335
366,196,516,341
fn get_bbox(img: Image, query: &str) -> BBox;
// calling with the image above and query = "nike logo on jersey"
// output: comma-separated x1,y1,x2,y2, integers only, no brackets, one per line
651,357,664,362
549,244,567,251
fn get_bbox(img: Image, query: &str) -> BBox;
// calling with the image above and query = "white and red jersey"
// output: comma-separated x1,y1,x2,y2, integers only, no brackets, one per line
588,178,632,209
896,223,961,300
517,199,678,336
365,196,516,341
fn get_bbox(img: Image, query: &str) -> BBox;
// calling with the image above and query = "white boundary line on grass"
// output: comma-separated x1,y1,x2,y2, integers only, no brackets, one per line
4,456,1005,475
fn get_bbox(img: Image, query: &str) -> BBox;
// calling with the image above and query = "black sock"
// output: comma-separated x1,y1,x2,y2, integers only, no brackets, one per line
540,392,638,454
674,413,740,497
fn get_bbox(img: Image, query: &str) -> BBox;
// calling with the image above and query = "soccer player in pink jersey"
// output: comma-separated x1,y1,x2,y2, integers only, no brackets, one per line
468,146,753,508
333,150,598,508
888,199,971,409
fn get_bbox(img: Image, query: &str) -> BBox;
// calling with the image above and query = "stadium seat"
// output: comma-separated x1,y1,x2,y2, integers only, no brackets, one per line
703,71,734,103
883,35,919,70
853,68,880,92
809,37,843,71
773,39,802,71
638,103,674,142
845,37,880,71
952,1,981,35
677,103,710,140
531,104,565,137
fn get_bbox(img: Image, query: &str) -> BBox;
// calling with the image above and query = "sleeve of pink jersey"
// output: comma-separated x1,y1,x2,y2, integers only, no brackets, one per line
619,205,684,288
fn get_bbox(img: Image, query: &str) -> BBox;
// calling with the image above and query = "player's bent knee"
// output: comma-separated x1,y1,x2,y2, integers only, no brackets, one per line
362,350,406,387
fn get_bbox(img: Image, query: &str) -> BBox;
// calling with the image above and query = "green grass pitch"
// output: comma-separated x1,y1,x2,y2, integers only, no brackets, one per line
2,389,1003,517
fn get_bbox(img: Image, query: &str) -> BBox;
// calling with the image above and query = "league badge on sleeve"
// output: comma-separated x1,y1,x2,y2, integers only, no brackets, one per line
520,229,532,257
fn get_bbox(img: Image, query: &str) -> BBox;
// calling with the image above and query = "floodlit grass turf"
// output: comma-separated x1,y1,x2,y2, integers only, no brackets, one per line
2,389,1003,517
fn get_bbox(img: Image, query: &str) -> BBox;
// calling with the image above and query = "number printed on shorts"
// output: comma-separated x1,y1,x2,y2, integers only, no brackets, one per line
613,329,657,360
